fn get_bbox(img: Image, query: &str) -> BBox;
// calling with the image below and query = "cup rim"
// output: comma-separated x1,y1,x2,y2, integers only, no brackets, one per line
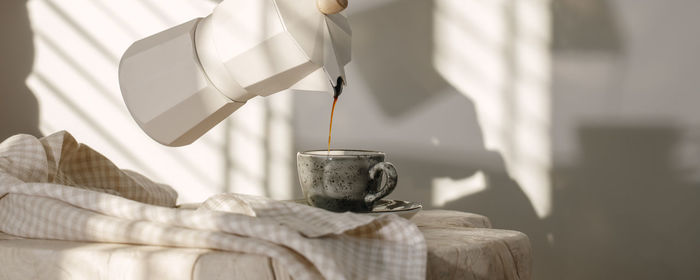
298,149,385,157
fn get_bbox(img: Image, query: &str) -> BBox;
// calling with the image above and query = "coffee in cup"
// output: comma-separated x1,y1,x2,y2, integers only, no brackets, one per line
296,150,398,212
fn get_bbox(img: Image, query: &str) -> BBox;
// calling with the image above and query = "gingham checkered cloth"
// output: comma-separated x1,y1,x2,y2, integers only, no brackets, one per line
0,131,426,279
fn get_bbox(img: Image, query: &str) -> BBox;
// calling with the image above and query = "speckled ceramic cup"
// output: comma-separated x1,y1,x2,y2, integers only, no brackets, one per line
296,150,398,212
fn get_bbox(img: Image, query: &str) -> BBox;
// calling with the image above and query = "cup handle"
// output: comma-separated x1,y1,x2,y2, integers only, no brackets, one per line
364,162,398,208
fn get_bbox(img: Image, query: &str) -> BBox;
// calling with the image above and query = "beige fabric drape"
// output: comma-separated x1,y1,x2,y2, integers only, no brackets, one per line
0,131,426,280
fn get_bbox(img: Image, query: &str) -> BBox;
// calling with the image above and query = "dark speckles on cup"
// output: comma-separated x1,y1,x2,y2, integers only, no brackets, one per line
297,150,398,212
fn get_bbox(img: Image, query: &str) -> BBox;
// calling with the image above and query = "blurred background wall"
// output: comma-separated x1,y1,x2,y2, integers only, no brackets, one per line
1,0,699,279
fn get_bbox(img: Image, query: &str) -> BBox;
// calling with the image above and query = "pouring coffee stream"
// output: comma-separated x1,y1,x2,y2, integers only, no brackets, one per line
328,76,344,154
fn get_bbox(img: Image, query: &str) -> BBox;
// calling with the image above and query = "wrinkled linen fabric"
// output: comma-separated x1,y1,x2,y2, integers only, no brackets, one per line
0,131,426,280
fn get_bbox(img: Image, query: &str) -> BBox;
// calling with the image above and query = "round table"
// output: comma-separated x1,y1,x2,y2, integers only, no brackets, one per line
412,210,532,280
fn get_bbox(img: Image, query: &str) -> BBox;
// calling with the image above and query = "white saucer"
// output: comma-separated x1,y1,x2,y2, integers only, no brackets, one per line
292,199,422,219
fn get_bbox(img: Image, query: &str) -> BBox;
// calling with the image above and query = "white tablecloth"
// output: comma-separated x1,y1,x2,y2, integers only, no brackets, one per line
0,210,531,280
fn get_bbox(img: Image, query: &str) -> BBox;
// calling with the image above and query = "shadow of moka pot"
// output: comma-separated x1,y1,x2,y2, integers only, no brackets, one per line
351,0,454,118
119,0,351,146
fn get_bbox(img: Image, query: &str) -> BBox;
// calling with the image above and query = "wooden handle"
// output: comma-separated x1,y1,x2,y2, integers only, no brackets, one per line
317,0,348,14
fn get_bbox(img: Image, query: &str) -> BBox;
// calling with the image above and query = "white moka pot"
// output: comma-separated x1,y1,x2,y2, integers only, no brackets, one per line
119,0,351,146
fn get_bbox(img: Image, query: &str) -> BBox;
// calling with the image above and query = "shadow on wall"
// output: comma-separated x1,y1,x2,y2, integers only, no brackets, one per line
551,0,623,52
549,125,700,279
0,0,41,141
545,0,700,279
351,0,451,118
329,0,542,236
347,0,547,274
